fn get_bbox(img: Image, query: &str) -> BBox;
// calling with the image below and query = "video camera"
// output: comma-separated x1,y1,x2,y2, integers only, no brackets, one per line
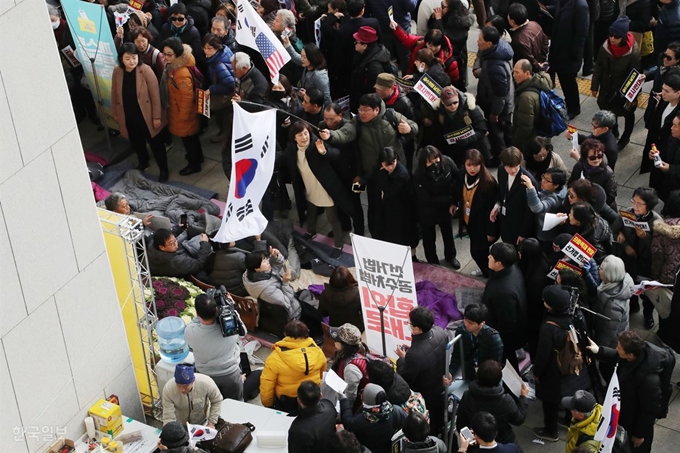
206,285,246,337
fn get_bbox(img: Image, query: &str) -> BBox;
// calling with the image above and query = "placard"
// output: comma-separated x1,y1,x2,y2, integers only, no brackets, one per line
444,126,474,144
353,235,417,359
61,45,81,68
567,123,578,150
196,89,210,118
395,76,414,94
561,233,596,265
128,0,143,10
619,210,650,231
620,68,644,103
547,259,582,280
413,73,442,108
388,6,394,22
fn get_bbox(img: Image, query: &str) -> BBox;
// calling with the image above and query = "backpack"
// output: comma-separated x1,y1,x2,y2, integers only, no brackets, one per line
599,0,617,22
546,321,584,375
354,108,409,162
527,87,568,137
382,59,399,77
656,344,677,419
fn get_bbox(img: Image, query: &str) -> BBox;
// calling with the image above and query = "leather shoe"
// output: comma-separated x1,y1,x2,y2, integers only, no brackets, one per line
567,110,581,121
617,138,630,151
644,313,655,330
158,171,169,182
137,163,150,172
447,257,461,270
179,165,201,176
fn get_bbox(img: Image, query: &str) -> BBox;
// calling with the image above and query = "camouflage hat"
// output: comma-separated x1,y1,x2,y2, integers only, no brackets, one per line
330,323,362,346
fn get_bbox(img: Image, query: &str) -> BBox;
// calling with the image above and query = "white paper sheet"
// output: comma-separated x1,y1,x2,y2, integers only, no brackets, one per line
324,369,348,395
501,359,524,398
542,213,564,231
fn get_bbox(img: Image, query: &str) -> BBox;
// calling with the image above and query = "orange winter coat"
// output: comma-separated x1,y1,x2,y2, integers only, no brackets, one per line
165,44,201,137
111,64,167,139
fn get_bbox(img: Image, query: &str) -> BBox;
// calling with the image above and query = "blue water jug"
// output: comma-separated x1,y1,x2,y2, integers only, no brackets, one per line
155,316,189,363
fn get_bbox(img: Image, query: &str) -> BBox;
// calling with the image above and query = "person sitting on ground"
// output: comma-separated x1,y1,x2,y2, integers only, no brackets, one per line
457,411,523,453
287,381,338,453
260,321,327,412
243,247,301,320
367,359,429,421
563,390,603,453
147,228,211,279
340,383,407,453
402,411,447,453
330,323,371,407
446,303,504,381
162,363,223,427
319,266,364,332
208,239,266,297
456,360,529,445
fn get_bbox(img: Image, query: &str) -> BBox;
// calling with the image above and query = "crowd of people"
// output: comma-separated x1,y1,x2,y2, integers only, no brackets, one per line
48,0,680,452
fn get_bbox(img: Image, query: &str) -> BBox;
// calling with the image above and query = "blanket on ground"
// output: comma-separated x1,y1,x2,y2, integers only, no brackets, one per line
415,280,462,328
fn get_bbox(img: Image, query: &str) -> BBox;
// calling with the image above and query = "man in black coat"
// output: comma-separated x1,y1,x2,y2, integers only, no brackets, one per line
548,0,590,119
147,229,212,280
587,331,667,453
655,112,680,201
288,381,338,453
395,307,449,434
490,147,537,246
482,243,528,373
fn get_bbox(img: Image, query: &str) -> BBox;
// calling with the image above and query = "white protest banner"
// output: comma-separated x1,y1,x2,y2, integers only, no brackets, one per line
196,89,210,118
561,233,596,265
619,210,650,231
214,103,276,242
547,259,583,281
235,0,290,83
620,68,645,103
594,365,620,453
314,17,322,47
353,235,417,359
413,73,442,108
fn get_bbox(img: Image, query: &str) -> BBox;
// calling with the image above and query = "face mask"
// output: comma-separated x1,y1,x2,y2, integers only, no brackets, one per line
428,162,440,173
52,20,60,30
269,90,286,101
417,64,425,73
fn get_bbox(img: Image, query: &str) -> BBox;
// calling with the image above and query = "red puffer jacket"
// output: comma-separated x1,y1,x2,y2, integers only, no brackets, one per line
393,26,459,83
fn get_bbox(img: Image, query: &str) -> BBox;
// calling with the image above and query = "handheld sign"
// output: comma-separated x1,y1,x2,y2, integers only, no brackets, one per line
395,76,414,94
129,0,143,10
413,73,442,108
547,259,583,280
561,234,596,265
197,89,211,118
444,126,475,144
567,124,579,150
619,210,650,231
388,6,394,22
620,68,644,103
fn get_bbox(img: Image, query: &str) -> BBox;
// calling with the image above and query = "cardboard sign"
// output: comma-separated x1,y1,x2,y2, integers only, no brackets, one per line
395,76,414,94
128,0,143,10
196,89,210,118
61,45,81,68
561,234,596,265
444,126,474,144
619,210,650,231
413,73,442,108
620,68,644,103
547,259,583,280
388,6,394,22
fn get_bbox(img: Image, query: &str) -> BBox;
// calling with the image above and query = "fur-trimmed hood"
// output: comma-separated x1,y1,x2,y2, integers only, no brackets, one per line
169,44,196,71
653,218,680,239
432,89,476,111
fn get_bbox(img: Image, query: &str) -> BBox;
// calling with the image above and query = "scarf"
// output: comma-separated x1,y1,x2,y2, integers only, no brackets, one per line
464,173,480,190
170,22,188,37
526,151,552,177
160,66,171,109
608,33,634,59
247,270,273,282
362,401,393,423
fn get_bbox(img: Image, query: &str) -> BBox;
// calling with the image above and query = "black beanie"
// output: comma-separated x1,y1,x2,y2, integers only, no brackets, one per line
160,421,189,449
609,16,630,37
543,285,571,313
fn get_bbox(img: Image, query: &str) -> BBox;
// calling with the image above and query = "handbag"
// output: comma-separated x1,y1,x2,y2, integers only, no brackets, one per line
196,418,255,453
632,31,654,57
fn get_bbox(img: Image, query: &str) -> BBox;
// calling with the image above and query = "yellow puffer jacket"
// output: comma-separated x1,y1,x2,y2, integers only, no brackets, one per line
259,337,327,407
565,403,602,453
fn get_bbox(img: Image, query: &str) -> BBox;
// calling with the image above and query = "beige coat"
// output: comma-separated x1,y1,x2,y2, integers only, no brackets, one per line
111,64,166,139
161,373,223,425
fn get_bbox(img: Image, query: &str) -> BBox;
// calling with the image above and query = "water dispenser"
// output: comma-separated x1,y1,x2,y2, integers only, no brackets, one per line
155,316,189,363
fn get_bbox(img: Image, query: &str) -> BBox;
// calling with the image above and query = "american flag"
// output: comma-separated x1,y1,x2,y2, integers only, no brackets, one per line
255,32,286,80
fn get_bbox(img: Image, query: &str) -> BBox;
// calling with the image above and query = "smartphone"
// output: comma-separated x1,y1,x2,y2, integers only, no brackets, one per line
460,427,475,444
352,182,366,192
180,213,187,226
282,27,292,38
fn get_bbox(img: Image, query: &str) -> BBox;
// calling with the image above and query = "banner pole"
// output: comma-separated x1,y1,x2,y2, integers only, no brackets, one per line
379,306,387,357
90,57,111,151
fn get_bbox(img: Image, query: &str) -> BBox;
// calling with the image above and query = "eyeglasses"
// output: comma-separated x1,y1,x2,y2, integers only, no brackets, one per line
664,53,676,61
441,1,448,8
568,192,576,199
163,52,175,57
447,100,460,105
165,239,178,247
170,16,186,22
591,122,604,129
587,154,604,161
541,175,553,183
631,199,646,207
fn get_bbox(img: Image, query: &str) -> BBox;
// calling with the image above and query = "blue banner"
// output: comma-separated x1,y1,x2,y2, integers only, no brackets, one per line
61,0,118,130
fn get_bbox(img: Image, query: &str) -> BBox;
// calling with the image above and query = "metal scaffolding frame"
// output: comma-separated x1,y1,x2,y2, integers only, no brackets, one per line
98,208,162,420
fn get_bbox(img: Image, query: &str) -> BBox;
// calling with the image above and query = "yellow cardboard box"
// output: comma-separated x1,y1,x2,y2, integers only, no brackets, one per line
88,399,123,437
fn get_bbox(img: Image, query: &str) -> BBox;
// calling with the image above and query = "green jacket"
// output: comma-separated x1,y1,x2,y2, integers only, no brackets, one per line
328,101,418,181
565,403,602,453
512,72,552,151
